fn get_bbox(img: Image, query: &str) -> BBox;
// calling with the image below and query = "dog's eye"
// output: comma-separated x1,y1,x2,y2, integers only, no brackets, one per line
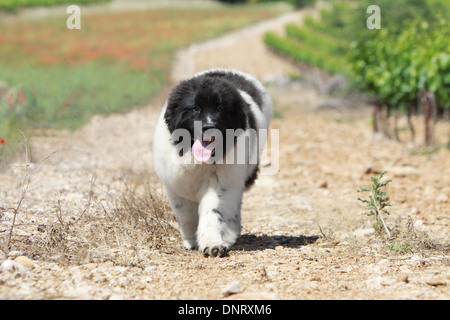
218,104,224,111
192,106,201,112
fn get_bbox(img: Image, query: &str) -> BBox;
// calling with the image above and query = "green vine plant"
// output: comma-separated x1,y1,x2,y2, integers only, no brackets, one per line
357,171,392,238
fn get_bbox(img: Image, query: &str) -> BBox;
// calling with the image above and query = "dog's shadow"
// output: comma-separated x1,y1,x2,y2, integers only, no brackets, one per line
233,233,320,251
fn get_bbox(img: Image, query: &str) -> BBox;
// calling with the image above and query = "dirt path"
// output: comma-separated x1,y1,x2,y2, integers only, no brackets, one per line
1,9,449,300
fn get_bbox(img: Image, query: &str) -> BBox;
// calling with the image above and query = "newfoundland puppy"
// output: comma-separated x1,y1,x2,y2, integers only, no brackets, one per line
153,69,272,257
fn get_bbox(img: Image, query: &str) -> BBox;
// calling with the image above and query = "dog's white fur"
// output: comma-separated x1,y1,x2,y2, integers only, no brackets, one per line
153,69,272,255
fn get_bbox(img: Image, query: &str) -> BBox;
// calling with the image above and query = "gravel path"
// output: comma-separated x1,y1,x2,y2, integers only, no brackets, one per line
1,7,449,300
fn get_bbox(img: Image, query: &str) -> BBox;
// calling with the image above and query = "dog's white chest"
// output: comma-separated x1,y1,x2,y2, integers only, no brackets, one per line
165,163,216,201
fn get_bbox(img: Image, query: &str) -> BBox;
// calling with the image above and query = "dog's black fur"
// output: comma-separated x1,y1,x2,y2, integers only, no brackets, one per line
165,71,260,150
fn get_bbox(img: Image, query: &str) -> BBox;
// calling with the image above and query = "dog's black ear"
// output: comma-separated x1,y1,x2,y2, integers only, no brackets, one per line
164,104,178,133
165,80,194,133
229,97,249,131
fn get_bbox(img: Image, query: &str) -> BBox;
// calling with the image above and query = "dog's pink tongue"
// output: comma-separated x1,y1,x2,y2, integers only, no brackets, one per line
192,139,212,162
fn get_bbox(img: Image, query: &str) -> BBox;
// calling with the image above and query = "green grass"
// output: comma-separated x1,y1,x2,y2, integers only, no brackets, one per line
263,2,352,76
0,0,109,12
263,31,349,75
285,24,345,54
0,64,161,130
0,6,283,155
303,16,339,36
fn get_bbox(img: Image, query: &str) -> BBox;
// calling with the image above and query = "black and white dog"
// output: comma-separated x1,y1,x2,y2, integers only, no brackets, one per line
153,69,272,257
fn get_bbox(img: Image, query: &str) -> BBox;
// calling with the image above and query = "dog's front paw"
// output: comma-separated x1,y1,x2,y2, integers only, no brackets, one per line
202,245,228,257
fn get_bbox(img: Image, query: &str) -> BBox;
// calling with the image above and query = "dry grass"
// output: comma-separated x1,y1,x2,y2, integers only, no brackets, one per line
48,181,180,266
388,215,446,253
1,161,181,266
79,182,181,266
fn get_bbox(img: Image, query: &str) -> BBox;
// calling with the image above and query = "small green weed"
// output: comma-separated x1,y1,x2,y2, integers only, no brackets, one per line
357,171,392,237
384,241,413,254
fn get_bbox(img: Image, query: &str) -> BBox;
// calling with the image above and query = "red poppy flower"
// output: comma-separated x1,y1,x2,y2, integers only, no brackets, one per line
0,138,6,145
17,90,26,104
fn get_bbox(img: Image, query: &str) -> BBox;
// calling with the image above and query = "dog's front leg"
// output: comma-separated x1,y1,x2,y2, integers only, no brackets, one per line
166,188,199,250
197,185,242,257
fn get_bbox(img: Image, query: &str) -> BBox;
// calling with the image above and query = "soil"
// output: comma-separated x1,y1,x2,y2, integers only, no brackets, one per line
0,8,449,300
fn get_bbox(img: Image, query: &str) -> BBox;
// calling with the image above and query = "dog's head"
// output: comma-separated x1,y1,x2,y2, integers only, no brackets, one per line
165,76,248,162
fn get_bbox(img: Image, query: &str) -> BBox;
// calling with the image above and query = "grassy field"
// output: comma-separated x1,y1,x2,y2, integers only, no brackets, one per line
0,6,282,154
263,2,352,76
0,0,109,12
